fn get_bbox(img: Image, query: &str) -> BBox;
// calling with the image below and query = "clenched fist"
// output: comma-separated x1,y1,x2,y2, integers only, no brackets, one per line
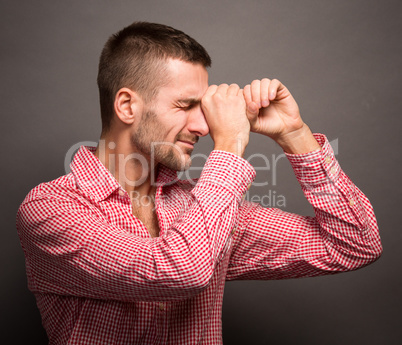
243,78,320,154
201,83,250,157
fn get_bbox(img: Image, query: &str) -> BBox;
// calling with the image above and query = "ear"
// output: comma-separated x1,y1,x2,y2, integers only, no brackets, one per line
114,87,143,125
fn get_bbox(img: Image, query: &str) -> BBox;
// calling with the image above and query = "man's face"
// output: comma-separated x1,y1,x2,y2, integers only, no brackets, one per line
131,59,209,171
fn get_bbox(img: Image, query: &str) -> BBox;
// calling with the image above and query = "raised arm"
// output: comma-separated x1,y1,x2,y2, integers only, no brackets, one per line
227,133,382,280
226,79,382,280
17,83,255,303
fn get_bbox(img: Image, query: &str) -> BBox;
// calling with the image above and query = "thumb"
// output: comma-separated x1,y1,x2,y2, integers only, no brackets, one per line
246,102,259,123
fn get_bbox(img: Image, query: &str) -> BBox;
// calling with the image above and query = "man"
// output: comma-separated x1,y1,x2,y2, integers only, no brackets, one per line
17,22,382,344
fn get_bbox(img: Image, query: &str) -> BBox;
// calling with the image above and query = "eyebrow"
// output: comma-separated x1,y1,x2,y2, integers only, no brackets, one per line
176,98,201,105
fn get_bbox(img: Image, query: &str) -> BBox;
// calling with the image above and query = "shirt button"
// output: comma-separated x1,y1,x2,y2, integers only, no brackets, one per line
159,303,165,311
349,199,355,206
325,156,331,164
330,166,337,175
118,189,125,196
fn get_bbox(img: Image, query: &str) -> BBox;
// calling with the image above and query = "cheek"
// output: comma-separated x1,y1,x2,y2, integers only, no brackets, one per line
165,127,183,141
162,117,188,140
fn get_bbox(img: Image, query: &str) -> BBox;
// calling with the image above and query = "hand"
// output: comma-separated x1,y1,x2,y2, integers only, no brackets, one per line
243,78,303,139
243,78,320,153
201,83,250,156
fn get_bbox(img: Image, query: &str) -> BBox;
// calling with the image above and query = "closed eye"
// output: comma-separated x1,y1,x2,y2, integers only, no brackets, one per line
181,104,196,111
175,98,201,111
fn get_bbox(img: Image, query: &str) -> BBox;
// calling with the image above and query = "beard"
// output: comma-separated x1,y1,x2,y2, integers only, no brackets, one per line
131,109,199,171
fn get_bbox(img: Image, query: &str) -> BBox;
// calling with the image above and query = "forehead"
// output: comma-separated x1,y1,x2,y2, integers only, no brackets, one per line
158,59,209,101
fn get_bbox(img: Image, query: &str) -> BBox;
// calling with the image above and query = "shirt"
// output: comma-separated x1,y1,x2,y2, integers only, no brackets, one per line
16,134,382,345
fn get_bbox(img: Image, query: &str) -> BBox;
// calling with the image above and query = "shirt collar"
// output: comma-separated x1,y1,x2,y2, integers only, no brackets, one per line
70,146,180,202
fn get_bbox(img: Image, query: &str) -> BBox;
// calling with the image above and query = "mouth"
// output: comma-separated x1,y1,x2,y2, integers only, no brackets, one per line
177,140,196,149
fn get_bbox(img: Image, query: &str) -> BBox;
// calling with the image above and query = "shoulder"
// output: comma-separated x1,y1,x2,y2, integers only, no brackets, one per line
16,173,96,227
20,173,79,205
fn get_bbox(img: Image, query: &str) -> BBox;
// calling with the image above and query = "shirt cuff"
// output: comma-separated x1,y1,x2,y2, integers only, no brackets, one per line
197,150,256,200
285,133,340,187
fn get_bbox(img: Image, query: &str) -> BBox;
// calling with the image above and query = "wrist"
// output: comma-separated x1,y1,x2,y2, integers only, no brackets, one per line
275,124,321,154
214,136,249,157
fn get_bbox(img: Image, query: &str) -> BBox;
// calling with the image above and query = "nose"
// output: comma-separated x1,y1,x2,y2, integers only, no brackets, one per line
186,105,209,137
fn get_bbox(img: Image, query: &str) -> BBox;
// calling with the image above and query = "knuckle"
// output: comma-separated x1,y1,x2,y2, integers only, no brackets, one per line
208,85,218,93
212,92,223,101
251,79,260,87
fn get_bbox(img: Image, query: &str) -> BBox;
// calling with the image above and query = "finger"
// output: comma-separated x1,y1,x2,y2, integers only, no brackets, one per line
227,83,240,96
268,79,282,101
216,83,229,95
203,84,218,98
243,85,252,104
247,102,259,119
250,80,261,108
261,78,270,107
243,86,259,121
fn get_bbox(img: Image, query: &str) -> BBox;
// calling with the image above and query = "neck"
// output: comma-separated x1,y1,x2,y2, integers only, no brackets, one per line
94,132,157,198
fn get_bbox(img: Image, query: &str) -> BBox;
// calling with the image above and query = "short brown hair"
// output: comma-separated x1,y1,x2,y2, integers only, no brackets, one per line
97,22,212,133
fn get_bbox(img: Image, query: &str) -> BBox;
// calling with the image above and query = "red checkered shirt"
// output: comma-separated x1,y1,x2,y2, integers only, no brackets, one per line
16,134,382,344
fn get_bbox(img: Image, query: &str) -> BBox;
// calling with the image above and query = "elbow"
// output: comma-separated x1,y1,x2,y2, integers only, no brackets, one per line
339,221,383,270
367,239,383,263
157,261,213,299
361,216,383,263
324,231,383,272
357,225,383,267
341,239,383,271
183,264,213,293
172,274,211,300
148,240,215,299
356,245,383,270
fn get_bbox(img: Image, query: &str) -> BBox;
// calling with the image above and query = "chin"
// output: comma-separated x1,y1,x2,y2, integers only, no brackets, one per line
160,154,192,172
174,157,192,172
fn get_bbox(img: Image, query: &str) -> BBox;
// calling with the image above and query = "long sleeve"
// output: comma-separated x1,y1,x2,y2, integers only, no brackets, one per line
226,134,382,281
17,150,255,302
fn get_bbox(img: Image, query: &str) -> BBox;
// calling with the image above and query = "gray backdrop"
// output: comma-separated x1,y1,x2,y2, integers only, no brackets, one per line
1,0,401,344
